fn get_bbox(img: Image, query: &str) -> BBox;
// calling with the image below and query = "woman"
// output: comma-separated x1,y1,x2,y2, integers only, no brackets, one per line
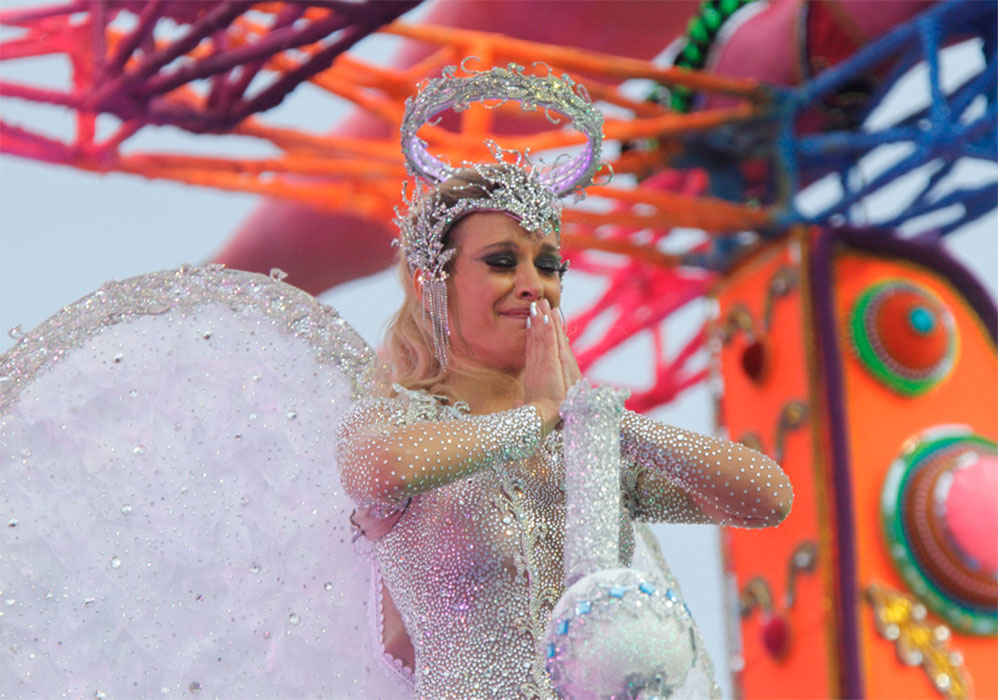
336,167,794,698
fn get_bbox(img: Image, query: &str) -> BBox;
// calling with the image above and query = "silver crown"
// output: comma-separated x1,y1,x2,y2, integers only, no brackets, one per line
400,59,604,195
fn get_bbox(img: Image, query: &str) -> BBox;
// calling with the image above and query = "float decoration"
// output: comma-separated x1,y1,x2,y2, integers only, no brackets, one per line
881,430,998,634
849,280,958,396
866,581,971,700
738,541,819,660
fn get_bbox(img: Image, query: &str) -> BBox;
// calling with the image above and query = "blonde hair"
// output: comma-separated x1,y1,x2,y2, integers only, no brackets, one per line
384,258,447,393
384,167,537,398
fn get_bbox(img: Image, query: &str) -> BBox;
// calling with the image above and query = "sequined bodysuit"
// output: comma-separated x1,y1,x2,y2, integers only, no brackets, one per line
337,386,792,699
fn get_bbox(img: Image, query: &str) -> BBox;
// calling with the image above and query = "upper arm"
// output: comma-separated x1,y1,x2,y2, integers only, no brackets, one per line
336,397,406,511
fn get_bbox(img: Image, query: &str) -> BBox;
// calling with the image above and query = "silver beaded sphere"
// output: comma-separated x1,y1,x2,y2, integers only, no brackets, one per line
543,568,698,699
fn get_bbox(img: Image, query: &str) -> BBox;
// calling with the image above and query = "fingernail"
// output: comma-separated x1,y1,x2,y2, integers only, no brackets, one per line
542,314,549,325
530,301,538,317
557,307,566,324
526,316,532,329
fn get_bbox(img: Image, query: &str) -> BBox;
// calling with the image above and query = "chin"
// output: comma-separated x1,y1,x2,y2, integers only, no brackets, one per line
484,355,525,374
451,345,520,373
453,331,525,373
478,349,526,374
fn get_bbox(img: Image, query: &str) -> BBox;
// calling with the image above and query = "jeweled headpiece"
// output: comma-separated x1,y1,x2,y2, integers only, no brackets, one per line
396,59,605,366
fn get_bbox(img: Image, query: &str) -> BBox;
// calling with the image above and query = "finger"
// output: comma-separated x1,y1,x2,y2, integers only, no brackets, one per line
527,300,556,373
525,303,543,362
541,300,559,357
547,302,569,387
540,298,552,328
539,299,566,392
558,315,573,389
554,305,583,386
527,301,549,360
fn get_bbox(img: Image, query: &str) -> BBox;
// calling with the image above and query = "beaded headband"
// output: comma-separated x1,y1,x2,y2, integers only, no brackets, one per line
395,60,605,367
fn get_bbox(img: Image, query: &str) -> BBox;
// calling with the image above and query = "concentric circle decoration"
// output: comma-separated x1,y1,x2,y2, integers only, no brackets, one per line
882,429,998,634
850,280,957,396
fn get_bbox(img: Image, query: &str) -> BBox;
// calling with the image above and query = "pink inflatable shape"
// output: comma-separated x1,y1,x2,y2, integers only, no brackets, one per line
944,453,998,574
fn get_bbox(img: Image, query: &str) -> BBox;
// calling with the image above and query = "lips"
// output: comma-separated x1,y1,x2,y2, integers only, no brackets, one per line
498,308,531,318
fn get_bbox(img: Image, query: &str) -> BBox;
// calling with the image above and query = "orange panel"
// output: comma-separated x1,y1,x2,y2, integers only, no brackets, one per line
831,247,998,699
713,234,838,698
717,229,997,699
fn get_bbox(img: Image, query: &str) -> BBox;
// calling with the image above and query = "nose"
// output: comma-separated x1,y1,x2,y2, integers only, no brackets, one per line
514,264,544,301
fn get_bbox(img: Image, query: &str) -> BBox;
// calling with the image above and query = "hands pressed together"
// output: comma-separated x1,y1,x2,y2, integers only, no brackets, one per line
521,299,581,434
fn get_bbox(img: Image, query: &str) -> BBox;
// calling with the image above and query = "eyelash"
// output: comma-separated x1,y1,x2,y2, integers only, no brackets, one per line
485,254,564,277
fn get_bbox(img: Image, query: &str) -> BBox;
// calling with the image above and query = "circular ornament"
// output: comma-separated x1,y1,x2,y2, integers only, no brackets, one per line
543,568,704,698
849,280,957,396
881,429,998,634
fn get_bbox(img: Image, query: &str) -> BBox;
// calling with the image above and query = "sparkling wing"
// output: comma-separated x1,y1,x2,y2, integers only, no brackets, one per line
0,266,408,698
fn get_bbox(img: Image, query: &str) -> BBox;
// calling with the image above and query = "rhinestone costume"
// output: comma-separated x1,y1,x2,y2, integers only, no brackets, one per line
338,385,792,698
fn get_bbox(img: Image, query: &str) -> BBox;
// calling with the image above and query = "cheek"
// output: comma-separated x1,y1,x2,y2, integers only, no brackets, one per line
466,276,511,311
545,278,562,307
449,279,501,332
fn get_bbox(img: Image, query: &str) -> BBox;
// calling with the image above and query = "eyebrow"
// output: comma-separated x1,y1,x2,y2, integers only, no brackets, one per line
475,240,560,255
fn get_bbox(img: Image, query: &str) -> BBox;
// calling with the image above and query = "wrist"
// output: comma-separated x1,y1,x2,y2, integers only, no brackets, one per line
530,399,562,434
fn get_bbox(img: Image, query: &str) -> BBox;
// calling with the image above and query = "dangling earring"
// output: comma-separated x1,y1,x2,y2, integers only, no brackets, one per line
415,268,450,368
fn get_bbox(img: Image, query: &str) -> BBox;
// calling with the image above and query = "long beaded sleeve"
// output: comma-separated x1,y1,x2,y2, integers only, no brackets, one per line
619,410,793,527
336,387,543,513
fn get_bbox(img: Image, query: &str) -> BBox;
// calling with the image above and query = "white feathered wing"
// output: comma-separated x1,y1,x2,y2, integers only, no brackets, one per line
0,266,408,699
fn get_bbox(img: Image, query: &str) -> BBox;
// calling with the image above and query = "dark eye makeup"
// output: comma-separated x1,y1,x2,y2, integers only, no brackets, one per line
535,255,564,275
481,250,565,276
483,252,518,268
